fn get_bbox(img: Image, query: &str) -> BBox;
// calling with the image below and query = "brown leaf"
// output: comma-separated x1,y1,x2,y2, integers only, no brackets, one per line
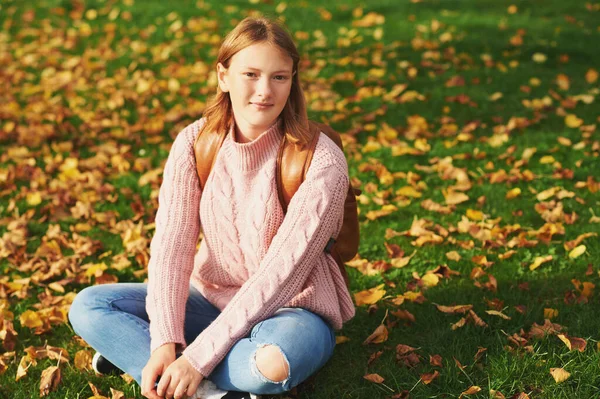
421,370,439,384
429,354,443,367
474,347,487,363
363,324,388,345
529,319,564,339
363,373,384,383
435,304,473,314
557,334,587,352
391,309,416,323
367,350,384,366
485,310,511,320
39,365,61,397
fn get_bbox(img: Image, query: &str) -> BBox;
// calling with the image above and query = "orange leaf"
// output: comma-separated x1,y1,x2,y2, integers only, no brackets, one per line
354,284,386,306
421,370,439,384
460,386,481,397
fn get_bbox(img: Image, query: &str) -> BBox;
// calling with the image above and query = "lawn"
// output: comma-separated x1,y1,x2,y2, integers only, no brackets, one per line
1,0,599,398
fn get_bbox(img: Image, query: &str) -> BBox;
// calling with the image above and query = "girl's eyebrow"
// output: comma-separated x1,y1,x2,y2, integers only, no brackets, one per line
242,66,293,74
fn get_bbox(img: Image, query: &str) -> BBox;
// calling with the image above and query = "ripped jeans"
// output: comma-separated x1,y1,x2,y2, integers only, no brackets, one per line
67,282,336,395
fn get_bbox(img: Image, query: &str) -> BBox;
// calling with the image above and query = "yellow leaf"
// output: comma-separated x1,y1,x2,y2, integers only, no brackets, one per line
335,336,350,344
26,192,42,206
505,187,521,199
485,310,511,320
353,284,386,306
586,68,598,84
446,251,461,261
544,308,558,319
443,189,469,205
390,250,415,268
568,245,586,259
565,114,583,128
539,155,556,164
19,310,44,329
557,137,572,146
530,255,553,271
532,53,547,63
466,209,483,220
536,187,560,201
489,92,503,101
421,273,440,287
362,140,382,153
396,186,422,198
550,367,571,383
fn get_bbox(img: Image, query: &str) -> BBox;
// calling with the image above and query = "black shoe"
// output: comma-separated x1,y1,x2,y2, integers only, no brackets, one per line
92,352,124,375
222,391,254,399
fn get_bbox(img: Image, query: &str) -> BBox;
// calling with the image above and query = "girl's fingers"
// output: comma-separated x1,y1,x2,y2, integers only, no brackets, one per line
156,373,171,397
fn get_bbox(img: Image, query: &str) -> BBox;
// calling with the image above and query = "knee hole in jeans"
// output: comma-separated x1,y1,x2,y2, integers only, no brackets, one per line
253,344,290,383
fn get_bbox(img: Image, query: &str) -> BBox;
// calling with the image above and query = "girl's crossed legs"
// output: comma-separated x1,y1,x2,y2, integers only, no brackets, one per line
68,282,336,394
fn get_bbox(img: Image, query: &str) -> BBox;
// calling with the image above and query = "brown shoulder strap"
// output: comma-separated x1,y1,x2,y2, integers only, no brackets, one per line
194,121,228,191
276,122,321,213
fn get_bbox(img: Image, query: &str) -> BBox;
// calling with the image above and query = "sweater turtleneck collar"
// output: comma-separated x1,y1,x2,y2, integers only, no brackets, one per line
223,118,283,172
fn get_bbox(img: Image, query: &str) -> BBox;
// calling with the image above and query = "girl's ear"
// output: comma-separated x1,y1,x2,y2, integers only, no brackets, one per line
217,63,229,93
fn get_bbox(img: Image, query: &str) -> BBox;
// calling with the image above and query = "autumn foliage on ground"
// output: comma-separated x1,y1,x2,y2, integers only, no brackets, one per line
0,0,599,398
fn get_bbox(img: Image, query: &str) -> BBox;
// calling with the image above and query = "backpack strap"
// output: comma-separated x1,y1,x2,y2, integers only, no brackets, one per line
194,121,228,191
275,122,321,213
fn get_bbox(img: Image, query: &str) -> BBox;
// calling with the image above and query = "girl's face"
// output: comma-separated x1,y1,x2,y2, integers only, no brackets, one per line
217,42,294,137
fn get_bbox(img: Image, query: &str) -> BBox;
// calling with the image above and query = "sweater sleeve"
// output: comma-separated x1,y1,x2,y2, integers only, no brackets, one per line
145,119,203,355
181,134,349,377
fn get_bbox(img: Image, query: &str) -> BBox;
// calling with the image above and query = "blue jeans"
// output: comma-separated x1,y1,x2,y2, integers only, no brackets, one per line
68,282,336,395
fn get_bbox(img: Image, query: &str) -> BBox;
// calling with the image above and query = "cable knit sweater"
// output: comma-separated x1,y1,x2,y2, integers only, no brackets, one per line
145,117,356,377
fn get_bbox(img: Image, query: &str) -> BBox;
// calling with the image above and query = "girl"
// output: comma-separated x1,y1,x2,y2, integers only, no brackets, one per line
68,16,355,399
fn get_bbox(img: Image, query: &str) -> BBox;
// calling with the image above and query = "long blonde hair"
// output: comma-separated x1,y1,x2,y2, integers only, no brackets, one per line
201,16,311,146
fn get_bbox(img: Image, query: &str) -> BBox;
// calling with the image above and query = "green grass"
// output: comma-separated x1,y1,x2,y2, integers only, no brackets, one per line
1,0,600,398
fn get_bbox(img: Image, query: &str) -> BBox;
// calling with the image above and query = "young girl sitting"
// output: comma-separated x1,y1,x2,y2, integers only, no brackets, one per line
69,15,356,399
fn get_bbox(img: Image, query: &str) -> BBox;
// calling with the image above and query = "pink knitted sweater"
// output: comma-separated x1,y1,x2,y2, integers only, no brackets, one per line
145,117,356,377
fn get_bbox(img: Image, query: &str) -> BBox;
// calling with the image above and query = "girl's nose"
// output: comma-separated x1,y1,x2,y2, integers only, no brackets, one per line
256,77,273,99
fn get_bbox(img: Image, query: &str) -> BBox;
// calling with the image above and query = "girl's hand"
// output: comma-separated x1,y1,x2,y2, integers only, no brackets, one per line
141,343,176,399
156,355,204,399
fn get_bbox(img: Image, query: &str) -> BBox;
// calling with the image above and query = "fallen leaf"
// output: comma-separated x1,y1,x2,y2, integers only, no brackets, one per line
336,336,350,344
39,366,61,397
363,373,385,383
544,308,559,319
557,334,587,352
550,367,571,383
460,385,481,397
363,324,388,345
485,310,511,320
530,255,553,271
568,245,586,259
354,284,386,306
421,370,439,384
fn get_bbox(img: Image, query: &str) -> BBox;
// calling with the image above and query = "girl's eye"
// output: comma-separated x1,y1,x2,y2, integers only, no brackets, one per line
274,75,288,81
244,72,257,78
